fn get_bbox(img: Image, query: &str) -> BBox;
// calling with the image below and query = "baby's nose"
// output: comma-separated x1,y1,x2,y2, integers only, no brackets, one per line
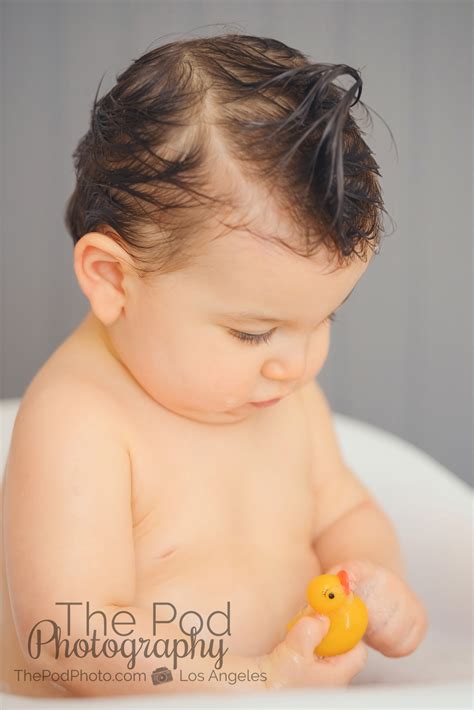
262,355,306,382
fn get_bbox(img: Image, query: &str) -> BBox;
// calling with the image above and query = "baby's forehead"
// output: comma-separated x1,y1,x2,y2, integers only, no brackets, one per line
190,168,369,280
195,227,366,283
186,228,370,323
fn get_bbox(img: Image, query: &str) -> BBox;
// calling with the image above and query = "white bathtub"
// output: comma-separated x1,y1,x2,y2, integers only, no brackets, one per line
1,397,472,708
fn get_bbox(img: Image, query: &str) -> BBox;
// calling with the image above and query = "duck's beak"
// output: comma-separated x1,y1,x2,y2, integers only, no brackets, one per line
337,569,351,596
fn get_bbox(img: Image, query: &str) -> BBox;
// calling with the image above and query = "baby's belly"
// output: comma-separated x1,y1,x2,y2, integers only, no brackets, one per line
133,532,322,657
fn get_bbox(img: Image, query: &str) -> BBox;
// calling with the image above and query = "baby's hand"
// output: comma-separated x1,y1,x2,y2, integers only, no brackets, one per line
325,559,428,657
257,614,368,690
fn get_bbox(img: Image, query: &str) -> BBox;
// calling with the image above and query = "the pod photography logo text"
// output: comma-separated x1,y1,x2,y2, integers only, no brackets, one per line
14,599,268,689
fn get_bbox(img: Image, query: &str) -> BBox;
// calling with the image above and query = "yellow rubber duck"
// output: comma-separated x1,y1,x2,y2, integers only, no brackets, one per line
287,570,368,656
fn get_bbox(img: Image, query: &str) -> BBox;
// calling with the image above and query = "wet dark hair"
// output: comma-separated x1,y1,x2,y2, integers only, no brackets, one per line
64,32,395,278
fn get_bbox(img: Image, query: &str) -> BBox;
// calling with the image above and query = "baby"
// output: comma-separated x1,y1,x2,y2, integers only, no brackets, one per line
2,34,427,699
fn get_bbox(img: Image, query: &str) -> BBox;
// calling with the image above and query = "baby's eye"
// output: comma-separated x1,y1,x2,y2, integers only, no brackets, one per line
229,328,276,345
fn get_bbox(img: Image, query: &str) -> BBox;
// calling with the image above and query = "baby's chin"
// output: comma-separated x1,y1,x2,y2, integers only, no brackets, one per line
155,398,258,425
187,410,254,425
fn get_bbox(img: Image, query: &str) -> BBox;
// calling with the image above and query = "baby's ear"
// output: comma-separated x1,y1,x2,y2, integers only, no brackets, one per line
73,231,134,325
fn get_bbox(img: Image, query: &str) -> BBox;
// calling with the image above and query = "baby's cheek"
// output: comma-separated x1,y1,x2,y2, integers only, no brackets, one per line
208,366,254,399
223,395,240,408
307,327,331,377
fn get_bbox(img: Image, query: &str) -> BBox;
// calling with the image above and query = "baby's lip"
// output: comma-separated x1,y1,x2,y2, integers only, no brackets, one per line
251,397,281,404
251,391,291,404
250,397,282,408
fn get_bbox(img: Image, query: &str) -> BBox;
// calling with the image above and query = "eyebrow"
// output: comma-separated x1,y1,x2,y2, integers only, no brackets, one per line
221,285,357,324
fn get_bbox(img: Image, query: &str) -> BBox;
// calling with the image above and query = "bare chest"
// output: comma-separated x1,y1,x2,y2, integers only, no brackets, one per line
130,393,315,550
126,396,321,654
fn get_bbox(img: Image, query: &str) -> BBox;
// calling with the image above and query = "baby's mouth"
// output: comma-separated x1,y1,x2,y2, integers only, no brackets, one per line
249,397,282,408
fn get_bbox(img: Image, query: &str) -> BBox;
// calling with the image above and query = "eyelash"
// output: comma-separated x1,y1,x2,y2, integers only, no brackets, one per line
229,313,337,345
230,329,275,345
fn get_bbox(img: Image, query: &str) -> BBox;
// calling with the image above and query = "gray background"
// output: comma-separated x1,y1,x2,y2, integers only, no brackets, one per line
1,0,472,485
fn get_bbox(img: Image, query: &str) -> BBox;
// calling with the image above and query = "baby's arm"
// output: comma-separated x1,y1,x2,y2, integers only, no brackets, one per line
313,495,428,658
299,378,403,576
313,496,405,579
300,379,427,656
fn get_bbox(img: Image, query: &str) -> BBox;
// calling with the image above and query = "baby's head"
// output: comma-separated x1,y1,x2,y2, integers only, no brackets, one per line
65,34,388,424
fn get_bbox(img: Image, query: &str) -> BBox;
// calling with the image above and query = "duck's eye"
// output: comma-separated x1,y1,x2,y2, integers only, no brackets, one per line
328,592,335,599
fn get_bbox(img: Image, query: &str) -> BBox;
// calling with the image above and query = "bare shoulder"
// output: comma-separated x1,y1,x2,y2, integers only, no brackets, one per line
12,317,131,453
13,368,129,455
4,348,132,510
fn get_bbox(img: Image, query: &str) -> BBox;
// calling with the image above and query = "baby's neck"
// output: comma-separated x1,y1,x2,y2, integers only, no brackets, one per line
78,310,121,364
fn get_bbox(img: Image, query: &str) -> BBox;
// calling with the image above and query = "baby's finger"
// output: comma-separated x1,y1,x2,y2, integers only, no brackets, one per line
285,614,331,660
315,641,369,685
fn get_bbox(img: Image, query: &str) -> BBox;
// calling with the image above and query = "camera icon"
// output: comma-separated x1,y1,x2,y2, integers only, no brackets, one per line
151,666,173,685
